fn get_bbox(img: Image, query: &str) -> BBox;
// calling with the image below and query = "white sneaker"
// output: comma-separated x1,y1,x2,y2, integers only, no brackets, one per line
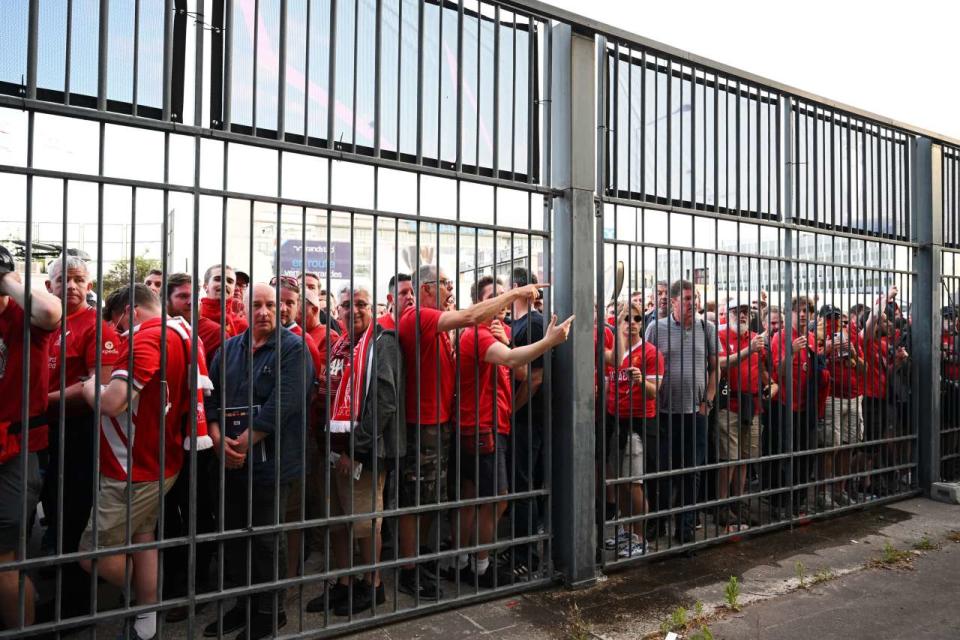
604,526,631,550
617,534,647,558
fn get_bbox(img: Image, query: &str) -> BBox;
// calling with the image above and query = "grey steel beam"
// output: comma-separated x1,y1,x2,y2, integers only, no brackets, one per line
549,22,597,587
913,137,943,491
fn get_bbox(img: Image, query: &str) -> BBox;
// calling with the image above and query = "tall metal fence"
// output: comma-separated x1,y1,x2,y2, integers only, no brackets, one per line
0,1,955,638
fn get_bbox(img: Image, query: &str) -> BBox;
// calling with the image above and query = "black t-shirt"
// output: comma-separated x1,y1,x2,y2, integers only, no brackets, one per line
511,310,546,427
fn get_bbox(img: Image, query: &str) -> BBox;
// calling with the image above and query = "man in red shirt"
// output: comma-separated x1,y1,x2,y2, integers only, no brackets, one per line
861,302,908,497
452,276,572,585
771,296,819,517
386,273,415,317
167,272,223,357
80,284,209,640
40,255,119,618
143,269,163,296
716,303,770,529
199,264,248,340
0,246,62,628
820,307,866,508
396,264,542,599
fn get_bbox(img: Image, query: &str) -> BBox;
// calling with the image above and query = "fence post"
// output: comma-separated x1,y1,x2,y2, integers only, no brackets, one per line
549,22,598,587
912,137,943,492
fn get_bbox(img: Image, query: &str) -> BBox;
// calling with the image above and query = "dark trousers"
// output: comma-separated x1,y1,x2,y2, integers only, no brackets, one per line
224,476,290,615
40,413,96,616
162,450,219,597
648,413,706,535
764,403,817,511
510,420,544,564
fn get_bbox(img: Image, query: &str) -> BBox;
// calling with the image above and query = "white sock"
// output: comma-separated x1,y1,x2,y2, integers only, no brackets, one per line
134,612,157,639
472,556,490,575
457,553,469,569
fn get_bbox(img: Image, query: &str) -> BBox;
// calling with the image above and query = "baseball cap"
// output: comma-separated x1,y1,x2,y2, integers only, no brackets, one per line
943,306,957,319
819,304,842,318
0,245,14,275
235,270,250,286
727,300,751,313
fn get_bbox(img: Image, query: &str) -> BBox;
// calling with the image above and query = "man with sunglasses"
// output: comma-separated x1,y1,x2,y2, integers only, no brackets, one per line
395,264,543,600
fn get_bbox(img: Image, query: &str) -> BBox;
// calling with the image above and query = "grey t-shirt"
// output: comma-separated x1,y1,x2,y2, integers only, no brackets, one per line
644,314,717,414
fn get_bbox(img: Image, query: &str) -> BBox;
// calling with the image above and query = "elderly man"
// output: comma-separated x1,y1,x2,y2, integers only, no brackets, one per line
644,279,718,544
715,302,772,529
307,284,404,615
0,246,62,628
396,264,542,599
40,255,119,619
203,283,311,640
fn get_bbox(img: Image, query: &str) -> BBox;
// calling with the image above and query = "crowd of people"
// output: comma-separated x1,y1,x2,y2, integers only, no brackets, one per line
0,239,940,639
0,245,573,639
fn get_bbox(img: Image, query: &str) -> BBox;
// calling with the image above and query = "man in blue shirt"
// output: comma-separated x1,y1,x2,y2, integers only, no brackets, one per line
203,282,312,640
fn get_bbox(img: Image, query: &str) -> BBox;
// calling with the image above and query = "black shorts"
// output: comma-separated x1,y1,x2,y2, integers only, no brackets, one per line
398,424,451,507
458,434,509,497
0,453,42,552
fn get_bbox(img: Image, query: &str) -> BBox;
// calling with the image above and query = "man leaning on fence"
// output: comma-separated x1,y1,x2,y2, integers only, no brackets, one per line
644,279,718,544
203,282,312,640
0,245,61,629
395,264,544,600
79,283,211,640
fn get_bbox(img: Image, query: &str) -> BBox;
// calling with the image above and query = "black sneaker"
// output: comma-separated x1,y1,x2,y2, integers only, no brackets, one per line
334,580,385,616
235,611,286,640
203,605,247,637
398,567,442,600
166,601,208,623
305,582,349,613
457,565,498,589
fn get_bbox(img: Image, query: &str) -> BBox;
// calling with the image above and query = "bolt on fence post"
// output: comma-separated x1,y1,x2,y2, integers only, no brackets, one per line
549,22,598,587
912,137,943,493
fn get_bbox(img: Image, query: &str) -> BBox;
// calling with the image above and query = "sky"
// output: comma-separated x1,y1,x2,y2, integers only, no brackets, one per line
548,0,960,142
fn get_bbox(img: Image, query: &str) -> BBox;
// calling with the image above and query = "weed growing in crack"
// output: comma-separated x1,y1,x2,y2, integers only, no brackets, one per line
724,576,741,611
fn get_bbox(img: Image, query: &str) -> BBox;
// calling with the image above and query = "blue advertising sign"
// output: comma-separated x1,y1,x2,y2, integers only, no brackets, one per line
279,240,352,279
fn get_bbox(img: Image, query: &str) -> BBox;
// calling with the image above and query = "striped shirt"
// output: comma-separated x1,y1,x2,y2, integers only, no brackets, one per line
645,314,717,414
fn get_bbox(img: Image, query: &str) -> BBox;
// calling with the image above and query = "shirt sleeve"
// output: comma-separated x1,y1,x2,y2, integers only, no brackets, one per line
113,331,162,391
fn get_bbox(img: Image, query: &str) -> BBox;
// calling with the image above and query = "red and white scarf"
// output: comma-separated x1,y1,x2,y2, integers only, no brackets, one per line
330,324,376,433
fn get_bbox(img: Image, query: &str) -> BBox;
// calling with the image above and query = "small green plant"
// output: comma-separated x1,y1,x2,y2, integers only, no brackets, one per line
689,625,715,640
659,605,688,634
724,575,741,611
694,600,704,619
795,560,806,588
810,568,835,586
869,541,914,569
913,536,938,551
566,603,591,640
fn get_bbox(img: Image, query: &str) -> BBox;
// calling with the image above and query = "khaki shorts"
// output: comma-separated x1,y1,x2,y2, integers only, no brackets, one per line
608,431,644,485
821,396,864,446
716,408,761,461
329,465,385,539
79,474,177,550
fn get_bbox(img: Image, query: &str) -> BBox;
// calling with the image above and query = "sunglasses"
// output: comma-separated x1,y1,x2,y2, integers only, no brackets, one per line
621,315,644,324
269,275,299,288
339,300,371,310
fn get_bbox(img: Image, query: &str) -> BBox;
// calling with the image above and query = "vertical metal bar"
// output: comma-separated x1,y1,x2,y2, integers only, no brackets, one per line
328,0,338,147
913,138,943,493
351,0,360,152
252,0,260,132
97,0,109,110
374,0,383,157
492,5,500,176
26,0,39,100
132,0,141,115
549,22,596,586
64,0,74,103
301,0,309,141
277,0,287,140
162,0,174,120
223,0,234,130
415,0,424,163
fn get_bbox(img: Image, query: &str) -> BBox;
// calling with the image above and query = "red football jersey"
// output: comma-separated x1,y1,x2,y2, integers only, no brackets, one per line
717,325,764,414
288,323,322,382
606,339,663,419
48,306,120,388
457,323,512,436
100,316,207,482
399,306,456,425
0,299,53,462
771,328,818,411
